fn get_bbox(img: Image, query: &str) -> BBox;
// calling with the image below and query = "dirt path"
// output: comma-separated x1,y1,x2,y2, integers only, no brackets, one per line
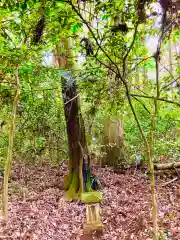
0,163,179,239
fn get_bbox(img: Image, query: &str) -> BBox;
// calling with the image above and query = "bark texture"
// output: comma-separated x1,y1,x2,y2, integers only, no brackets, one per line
62,76,88,199
2,65,20,219
102,119,126,167
154,161,180,170
53,38,89,200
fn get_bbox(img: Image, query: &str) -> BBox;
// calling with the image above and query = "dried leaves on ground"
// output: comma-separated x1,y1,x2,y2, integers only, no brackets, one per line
0,162,179,240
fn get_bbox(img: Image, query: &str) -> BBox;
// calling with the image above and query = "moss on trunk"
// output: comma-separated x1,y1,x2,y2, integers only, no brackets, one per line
61,77,90,200
53,39,90,200
64,169,73,190
65,170,79,200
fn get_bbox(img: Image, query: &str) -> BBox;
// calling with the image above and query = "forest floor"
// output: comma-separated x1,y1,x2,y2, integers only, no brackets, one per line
0,161,179,240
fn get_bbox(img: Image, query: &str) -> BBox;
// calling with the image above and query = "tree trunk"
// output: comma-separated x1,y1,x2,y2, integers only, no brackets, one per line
53,38,90,200
102,118,125,167
2,65,20,219
62,75,89,199
168,38,174,97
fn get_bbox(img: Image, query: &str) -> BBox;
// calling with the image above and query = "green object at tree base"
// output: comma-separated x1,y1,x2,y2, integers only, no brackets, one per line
80,191,103,203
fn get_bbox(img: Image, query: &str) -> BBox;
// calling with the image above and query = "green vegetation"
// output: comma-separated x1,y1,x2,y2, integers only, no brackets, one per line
0,1,179,239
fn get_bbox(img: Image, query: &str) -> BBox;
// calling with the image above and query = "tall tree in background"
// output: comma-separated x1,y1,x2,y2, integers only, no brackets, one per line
102,118,125,167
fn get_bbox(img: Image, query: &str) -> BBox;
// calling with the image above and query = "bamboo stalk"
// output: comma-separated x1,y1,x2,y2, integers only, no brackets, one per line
2,64,20,219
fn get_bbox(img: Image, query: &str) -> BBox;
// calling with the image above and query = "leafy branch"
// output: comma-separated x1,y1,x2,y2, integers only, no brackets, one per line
67,0,149,144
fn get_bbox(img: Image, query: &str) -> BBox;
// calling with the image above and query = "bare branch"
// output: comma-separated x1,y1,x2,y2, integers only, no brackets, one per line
132,95,151,114
160,76,180,92
94,34,105,57
132,84,149,96
74,7,98,19
154,11,167,114
130,56,154,73
157,98,180,107
65,93,80,105
159,61,180,92
159,61,176,79
131,94,180,107
123,21,139,77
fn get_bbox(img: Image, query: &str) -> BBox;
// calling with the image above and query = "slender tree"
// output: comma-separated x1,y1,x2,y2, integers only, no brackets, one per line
2,65,20,219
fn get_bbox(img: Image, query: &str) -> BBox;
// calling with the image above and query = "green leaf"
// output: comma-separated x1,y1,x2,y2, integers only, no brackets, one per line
21,2,27,10
20,65,34,73
72,23,82,33
45,7,50,16
102,15,108,20
0,9,9,14
56,2,65,6
144,58,155,69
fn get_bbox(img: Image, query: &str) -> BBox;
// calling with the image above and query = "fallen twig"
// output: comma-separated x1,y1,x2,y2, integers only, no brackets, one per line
162,177,178,187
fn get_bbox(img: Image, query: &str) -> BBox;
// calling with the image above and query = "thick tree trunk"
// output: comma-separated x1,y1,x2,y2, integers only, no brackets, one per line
53,38,90,200
62,75,89,199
